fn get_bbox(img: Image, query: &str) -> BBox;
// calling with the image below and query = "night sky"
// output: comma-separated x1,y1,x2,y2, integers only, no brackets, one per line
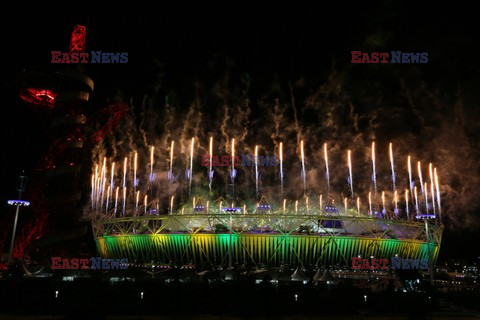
1,4,479,261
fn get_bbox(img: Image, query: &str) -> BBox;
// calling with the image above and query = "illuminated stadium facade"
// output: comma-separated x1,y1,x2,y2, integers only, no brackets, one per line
93,206,442,267
91,137,444,268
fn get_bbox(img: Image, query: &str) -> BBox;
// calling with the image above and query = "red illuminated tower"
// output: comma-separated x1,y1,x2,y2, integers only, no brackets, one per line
7,25,129,268
5,25,94,267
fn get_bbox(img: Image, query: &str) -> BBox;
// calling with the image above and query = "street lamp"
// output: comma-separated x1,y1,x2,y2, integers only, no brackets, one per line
416,211,435,286
6,173,30,267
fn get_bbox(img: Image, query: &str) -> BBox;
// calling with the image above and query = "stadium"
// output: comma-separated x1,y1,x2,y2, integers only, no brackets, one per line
93,203,442,268
91,143,443,269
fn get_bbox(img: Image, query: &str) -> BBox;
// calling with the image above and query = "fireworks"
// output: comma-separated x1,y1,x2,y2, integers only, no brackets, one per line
144,195,148,215
209,137,213,190
434,168,442,216
231,138,235,172
418,161,424,195
150,146,154,182
324,143,330,192
394,190,398,212
255,145,259,197
356,197,360,216
110,162,115,190
424,182,429,214
347,149,353,198
368,191,372,214
389,143,396,192
300,140,306,195
135,190,140,214
91,140,442,222
134,151,138,189
414,186,419,214
382,191,386,215
122,187,126,216
123,157,127,189
407,156,413,197
405,189,409,219
170,141,174,173
279,142,284,196
371,142,377,195
114,187,119,215
189,138,194,193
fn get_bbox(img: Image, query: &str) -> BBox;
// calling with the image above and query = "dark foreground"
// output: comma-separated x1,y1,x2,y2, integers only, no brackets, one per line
0,277,479,319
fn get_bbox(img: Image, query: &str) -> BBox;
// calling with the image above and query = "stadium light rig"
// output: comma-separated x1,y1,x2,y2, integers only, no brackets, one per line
7,200,30,206
416,206,436,286
6,174,30,267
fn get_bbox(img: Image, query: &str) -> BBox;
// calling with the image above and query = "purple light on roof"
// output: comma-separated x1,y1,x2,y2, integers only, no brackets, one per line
256,204,272,211
149,173,156,182
416,214,436,219
230,168,237,180
324,206,339,213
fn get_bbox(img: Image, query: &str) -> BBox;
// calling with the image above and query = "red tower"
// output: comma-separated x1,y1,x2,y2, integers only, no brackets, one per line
3,26,94,267
1,25,131,269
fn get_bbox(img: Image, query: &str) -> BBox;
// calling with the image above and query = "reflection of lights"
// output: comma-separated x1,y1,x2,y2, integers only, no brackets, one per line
294,294,298,301
7,200,30,206
55,290,59,298
364,295,367,302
